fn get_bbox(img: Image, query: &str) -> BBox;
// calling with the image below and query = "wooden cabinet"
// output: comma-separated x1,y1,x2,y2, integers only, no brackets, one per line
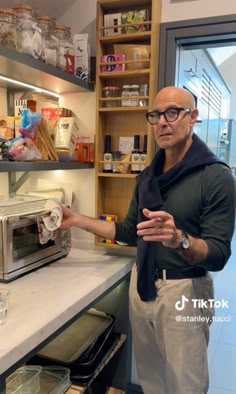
95,0,161,248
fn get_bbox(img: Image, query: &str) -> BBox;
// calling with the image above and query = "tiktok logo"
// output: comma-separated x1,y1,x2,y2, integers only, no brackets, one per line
175,295,189,311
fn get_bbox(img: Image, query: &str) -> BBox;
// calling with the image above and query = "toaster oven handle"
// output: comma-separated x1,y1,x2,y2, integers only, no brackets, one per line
19,210,51,219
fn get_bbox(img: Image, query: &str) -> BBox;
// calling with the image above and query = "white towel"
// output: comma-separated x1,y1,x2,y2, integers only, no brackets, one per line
42,200,63,231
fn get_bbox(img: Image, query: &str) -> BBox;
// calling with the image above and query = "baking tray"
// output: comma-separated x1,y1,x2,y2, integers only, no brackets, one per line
36,309,114,363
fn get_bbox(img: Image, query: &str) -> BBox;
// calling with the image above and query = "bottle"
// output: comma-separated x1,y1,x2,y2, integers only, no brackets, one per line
140,134,147,171
131,134,141,174
103,134,113,173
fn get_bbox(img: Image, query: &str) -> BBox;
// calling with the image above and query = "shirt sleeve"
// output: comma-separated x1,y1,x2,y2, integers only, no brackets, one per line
199,166,235,271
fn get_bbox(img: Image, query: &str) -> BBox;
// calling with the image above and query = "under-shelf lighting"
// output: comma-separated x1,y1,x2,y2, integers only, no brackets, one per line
0,75,60,99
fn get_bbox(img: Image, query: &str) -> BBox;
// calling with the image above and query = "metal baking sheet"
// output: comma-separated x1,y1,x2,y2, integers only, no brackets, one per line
37,309,113,363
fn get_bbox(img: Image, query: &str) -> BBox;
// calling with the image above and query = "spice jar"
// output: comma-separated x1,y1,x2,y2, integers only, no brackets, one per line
13,4,42,59
121,85,131,107
54,25,75,73
36,16,56,65
130,84,139,107
0,9,17,49
102,86,120,107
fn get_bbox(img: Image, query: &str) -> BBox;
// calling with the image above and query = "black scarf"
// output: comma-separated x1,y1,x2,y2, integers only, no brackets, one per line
136,133,227,301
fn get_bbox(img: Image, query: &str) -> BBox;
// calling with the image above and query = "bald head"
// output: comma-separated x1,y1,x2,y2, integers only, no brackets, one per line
154,86,196,110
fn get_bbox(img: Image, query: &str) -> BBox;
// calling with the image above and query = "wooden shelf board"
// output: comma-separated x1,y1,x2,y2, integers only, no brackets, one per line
99,31,151,44
98,106,148,112
99,69,150,78
97,172,137,178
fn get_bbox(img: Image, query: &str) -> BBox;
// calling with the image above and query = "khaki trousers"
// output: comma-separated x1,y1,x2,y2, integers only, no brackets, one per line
129,265,214,394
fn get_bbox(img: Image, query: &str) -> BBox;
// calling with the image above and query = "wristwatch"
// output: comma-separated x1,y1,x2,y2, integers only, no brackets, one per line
178,229,190,250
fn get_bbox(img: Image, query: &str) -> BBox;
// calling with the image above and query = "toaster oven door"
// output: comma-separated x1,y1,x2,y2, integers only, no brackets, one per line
4,215,63,275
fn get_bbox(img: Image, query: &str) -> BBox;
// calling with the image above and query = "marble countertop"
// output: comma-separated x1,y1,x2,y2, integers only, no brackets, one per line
0,248,134,376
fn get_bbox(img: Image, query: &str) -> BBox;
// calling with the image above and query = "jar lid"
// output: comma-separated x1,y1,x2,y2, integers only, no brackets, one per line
12,4,33,13
122,85,130,88
131,84,139,88
55,25,66,31
36,16,53,23
0,8,17,17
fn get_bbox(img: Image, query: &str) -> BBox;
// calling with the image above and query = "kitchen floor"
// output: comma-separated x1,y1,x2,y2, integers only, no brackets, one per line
208,234,236,393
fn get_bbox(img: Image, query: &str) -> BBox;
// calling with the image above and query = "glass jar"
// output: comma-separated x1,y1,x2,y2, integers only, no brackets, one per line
121,85,131,107
130,84,139,107
0,9,17,49
13,4,42,59
54,25,75,73
36,16,56,65
102,86,120,107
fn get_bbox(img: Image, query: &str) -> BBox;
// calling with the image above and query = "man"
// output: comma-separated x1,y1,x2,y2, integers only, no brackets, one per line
61,86,235,394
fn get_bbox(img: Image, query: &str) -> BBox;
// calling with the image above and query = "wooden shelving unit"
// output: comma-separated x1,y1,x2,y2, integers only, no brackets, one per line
95,0,161,248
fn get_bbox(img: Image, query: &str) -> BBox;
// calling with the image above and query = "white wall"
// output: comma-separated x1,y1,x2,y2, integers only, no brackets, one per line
161,0,236,22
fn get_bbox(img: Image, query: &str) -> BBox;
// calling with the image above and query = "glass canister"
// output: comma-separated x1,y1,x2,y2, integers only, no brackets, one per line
54,25,75,73
0,9,17,49
36,16,56,65
13,4,42,59
102,86,120,107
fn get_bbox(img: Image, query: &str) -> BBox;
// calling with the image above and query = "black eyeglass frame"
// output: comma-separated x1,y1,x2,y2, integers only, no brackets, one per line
145,107,192,125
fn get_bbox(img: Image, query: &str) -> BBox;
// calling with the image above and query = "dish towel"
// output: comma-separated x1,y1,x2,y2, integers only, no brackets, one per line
37,200,63,244
42,199,63,231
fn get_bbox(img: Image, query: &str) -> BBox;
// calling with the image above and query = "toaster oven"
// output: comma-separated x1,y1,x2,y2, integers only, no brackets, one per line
0,197,70,282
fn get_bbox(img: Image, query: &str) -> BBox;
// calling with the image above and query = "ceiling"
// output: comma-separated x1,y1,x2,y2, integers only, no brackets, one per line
207,46,236,66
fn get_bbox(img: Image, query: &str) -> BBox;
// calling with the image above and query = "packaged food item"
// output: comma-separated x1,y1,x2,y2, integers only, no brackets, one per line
121,9,150,34
103,13,121,36
101,54,125,72
73,33,90,81
113,44,150,70
54,117,77,152
0,116,14,140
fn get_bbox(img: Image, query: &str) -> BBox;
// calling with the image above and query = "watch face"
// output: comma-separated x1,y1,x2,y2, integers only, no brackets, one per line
182,237,190,249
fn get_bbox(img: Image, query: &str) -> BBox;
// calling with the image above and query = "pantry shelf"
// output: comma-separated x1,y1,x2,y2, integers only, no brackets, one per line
0,45,94,94
0,161,94,172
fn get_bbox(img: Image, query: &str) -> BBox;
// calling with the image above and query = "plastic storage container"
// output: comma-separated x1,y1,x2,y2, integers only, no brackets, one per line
0,8,17,49
13,4,42,59
6,366,42,394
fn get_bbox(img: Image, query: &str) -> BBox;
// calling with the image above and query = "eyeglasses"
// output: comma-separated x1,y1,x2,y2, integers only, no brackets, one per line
145,107,191,125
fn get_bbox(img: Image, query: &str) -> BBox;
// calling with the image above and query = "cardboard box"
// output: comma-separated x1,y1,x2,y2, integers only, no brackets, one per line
41,107,72,135
14,99,36,116
101,54,125,72
75,135,95,162
104,13,122,36
73,34,90,82
0,116,14,139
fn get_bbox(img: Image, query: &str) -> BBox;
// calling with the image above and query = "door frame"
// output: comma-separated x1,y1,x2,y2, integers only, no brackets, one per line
158,14,236,89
